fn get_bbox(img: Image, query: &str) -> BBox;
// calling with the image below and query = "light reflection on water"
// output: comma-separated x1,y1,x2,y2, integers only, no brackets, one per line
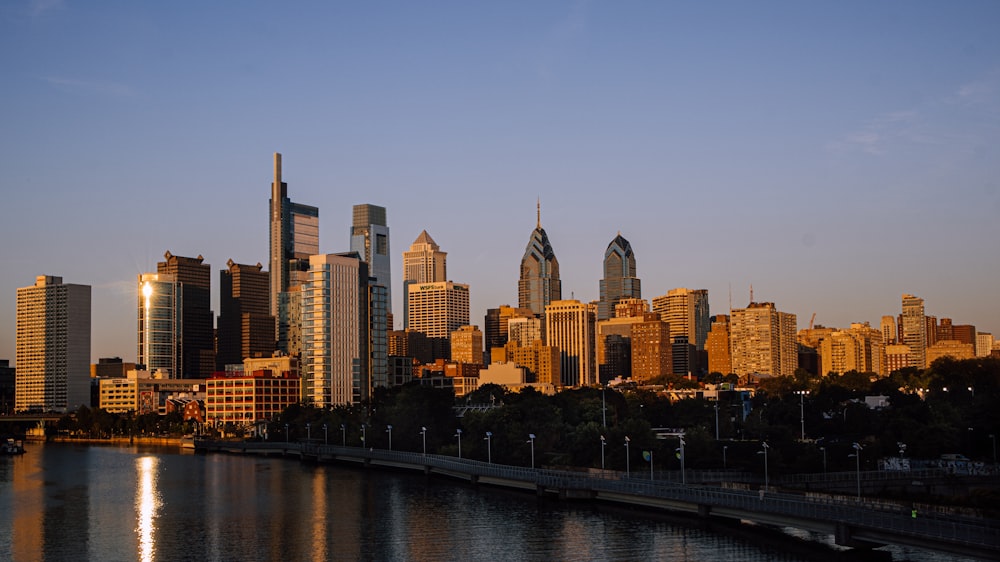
136,456,160,562
0,444,981,562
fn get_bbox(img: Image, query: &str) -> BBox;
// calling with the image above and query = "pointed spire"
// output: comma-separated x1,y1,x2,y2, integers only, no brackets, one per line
537,198,541,229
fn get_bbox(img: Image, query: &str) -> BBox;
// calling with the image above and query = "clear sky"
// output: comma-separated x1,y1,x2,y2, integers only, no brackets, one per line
2,1,999,365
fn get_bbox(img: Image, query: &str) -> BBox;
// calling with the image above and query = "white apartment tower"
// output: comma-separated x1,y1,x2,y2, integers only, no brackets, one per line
15,276,91,413
651,288,710,350
901,294,927,369
730,302,797,377
407,281,470,339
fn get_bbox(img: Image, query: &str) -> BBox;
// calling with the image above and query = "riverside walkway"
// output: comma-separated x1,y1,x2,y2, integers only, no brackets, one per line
196,440,999,560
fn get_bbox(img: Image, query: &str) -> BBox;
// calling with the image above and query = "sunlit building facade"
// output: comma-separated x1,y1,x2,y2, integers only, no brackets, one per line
158,252,215,378
545,300,596,387
730,302,797,377
402,230,446,328
901,294,926,369
518,203,561,317
407,281,470,339
597,233,640,321
137,273,181,378
351,203,392,314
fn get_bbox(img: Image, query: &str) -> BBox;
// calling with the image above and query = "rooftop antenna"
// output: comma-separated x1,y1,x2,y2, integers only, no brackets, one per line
749,284,754,305
537,198,541,229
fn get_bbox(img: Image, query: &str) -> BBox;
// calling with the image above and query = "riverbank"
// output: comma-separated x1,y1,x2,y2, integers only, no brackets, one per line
41,436,184,447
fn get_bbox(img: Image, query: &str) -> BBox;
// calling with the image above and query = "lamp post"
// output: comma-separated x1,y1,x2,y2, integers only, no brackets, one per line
528,433,536,469
600,435,606,471
361,424,366,447
485,431,493,464
851,442,863,500
323,424,328,445
722,445,728,470
386,425,393,450
284,423,289,444
714,402,720,440
340,423,346,447
759,442,770,490
820,446,827,475
678,436,686,484
794,390,810,441
306,423,311,442
648,449,654,481
601,386,607,428
625,436,631,476
455,429,462,458
420,426,427,456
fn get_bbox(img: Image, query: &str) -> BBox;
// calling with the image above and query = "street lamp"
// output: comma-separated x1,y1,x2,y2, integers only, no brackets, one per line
420,426,427,456
284,423,289,444
625,436,631,476
306,423,311,442
528,433,536,469
723,445,728,470
968,386,975,398
678,436,686,485
820,446,827,475
601,385,607,428
361,424,366,447
647,449,654,481
455,429,462,458
758,442,770,490
850,442,863,500
485,431,493,463
386,425,393,450
323,424,328,445
794,390,810,441
714,402,720,440
340,423,346,447
600,435,606,471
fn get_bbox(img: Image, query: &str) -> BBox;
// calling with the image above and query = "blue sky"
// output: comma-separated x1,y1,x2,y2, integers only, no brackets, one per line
2,1,999,364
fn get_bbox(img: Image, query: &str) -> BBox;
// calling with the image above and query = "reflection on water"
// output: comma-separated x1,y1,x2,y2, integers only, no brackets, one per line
0,444,979,562
136,456,160,562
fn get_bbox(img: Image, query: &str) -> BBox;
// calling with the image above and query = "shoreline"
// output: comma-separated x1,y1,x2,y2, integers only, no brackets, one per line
39,436,185,447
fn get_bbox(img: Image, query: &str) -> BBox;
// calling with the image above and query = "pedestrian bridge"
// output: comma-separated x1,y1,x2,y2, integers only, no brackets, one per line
195,440,999,560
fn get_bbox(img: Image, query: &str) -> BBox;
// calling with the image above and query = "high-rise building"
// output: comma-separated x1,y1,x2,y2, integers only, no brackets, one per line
730,302,798,377
450,325,483,365
952,324,976,348
507,316,544,349
157,252,215,378
218,260,274,370
351,204,392,315
137,273,181,378
880,315,897,345
819,323,885,376
597,233,640,321
501,340,561,386
706,314,732,375
926,340,975,364
884,344,912,374
518,203,561,317
15,276,91,413
937,318,953,342
484,305,534,363
976,332,994,358
367,280,389,393
302,253,370,407
631,313,671,382
901,294,927,369
651,288,710,350
269,153,319,352
614,298,648,319
407,281,470,340
544,300,596,387
402,230,447,329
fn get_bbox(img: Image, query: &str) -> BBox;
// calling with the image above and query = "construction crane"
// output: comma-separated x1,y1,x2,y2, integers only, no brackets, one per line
809,313,816,330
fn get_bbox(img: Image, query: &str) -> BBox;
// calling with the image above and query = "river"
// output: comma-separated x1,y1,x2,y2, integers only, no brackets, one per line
0,443,977,561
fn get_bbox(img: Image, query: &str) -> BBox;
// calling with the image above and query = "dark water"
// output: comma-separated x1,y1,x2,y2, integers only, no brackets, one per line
0,444,972,561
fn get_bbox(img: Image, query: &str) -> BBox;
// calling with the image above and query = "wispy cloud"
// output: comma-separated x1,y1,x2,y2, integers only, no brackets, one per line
831,110,920,155
43,76,134,98
950,68,1000,110
28,0,63,17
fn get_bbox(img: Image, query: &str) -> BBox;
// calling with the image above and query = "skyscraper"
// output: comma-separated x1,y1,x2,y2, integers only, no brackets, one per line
407,281,470,339
217,260,274,370
544,300,597,387
137,273,181,378
598,233,641,321
351,204,392,314
450,325,483,365
730,302,798,377
15,276,91,413
880,315,897,345
302,253,369,407
901,294,926,369
706,314,732,375
631,313,671,382
518,203,561,317
158,252,215,378
651,288,710,350
269,152,319,353
402,230,447,328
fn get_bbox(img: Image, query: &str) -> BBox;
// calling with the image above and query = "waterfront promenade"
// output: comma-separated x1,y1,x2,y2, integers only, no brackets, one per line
196,440,1000,560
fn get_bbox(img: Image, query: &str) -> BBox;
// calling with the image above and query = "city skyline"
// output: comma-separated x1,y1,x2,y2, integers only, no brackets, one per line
2,2,999,363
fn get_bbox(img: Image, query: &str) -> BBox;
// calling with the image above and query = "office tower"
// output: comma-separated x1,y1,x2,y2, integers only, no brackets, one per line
937,318,953,342
157,252,215,378
926,340,975,363
597,233,641,321
402,230,447,328
952,324,976,348
0,360,14,415
407,281,470,339
730,302,798,377
137,273,181,378
976,332,994,357
901,294,926,369
15,276,91,413
925,316,938,350
595,311,649,382
507,316,544,348
518,203,561,317
819,323,885,376
269,152,320,352
502,340,561,386
218,260,275,370
485,305,535,361
91,357,136,379
631,313,672,382
302,254,369,407
450,325,483,365
880,315,897,345
615,298,649,319
651,288,710,350
367,281,389,392
351,204,392,315
884,344,912,374
706,314,732,375
544,300,597,387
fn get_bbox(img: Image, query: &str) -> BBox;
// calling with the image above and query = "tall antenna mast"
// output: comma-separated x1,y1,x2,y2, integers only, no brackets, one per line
536,197,541,229
749,284,754,305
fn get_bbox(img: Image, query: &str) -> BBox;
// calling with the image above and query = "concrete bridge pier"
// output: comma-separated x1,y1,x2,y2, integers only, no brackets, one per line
835,521,886,551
